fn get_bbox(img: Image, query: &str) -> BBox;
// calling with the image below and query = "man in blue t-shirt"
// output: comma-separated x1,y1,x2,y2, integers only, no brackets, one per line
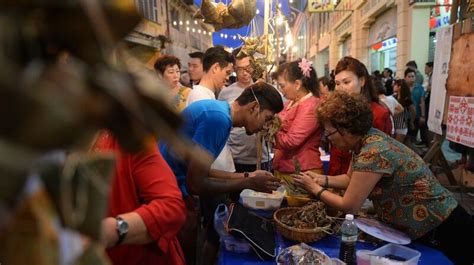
405,68,425,146
160,81,284,196
160,82,283,265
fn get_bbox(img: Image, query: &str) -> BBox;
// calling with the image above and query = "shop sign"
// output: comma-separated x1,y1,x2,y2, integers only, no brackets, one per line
371,37,397,51
447,96,474,148
308,0,336,13
429,0,452,30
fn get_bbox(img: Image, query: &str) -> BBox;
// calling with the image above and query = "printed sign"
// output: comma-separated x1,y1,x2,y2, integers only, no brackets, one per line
446,96,474,148
428,25,452,135
308,0,335,13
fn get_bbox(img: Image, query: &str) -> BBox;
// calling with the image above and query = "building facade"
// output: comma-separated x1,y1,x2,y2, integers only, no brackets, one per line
305,0,450,78
126,0,213,69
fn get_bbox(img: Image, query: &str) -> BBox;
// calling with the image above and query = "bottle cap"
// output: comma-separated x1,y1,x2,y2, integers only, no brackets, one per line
345,214,354,220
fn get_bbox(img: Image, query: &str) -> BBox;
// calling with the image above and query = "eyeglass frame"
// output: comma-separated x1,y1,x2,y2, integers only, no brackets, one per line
235,65,255,74
324,128,339,138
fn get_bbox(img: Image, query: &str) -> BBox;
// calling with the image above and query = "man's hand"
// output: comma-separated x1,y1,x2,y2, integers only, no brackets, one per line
247,173,280,193
249,170,273,178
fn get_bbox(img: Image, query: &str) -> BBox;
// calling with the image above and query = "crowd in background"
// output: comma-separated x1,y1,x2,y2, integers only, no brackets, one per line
97,43,473,265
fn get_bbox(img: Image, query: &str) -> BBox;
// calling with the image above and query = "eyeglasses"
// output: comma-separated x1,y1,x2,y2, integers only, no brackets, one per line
235,66,254,74
250,87,260,108
324,129,339,138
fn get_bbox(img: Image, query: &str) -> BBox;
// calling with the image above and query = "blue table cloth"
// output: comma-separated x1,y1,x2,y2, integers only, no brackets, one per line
218,233,453,265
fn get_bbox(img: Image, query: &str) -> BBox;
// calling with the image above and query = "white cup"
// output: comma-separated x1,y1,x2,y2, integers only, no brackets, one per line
357,250,372,265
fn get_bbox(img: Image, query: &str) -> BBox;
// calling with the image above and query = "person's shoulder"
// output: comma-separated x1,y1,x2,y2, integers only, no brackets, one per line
301,95,320,108
360,129,391,152
371,101,390,114
217,84,234,99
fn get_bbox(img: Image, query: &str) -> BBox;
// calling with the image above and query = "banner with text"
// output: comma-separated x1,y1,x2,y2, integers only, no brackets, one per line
428,25,452,135
446,96,474,148
308,0,335,12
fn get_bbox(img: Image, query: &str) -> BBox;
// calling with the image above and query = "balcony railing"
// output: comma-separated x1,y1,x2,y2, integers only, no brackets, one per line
409,0,435,4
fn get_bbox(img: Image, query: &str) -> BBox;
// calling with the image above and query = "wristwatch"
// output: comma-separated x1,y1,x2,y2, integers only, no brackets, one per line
243,172,249,178
115,216,129,246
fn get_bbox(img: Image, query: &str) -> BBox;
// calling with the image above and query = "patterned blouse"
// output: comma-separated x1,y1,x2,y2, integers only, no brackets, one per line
352,128,457,239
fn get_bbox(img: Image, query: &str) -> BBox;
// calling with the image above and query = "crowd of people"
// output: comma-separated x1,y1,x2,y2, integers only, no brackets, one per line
98,45,473,265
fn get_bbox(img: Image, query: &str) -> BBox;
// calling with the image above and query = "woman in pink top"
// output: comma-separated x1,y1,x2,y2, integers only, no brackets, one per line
273,59,323,195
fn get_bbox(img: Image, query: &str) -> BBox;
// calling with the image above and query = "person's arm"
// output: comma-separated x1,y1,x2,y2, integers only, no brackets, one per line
294,171,382,214
302,171,351,189
209,169,273,180
409,104,416,129
186,166,280,195
102,212,151,248
102,148,186,248
275,99,319,150
185,113,280,195
394,101,404,115
419,94,426,125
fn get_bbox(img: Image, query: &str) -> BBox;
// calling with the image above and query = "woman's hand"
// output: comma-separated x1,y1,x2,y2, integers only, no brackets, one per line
293,172,323,195
302,171,327,187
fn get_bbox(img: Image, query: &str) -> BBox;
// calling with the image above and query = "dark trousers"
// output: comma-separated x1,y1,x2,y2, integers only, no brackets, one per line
417,205,474,264
177,196,199,265
234,161,272,173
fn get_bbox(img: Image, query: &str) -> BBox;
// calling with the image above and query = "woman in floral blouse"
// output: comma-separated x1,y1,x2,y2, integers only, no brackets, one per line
154,55,191,112
293,91,473,265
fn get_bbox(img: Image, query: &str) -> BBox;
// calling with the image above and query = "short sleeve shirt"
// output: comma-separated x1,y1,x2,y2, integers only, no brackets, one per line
352,128,457,239
411,85,425,118
159,100,232,196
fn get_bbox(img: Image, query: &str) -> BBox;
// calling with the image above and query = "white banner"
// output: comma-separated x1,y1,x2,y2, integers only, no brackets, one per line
428,25,453,135
446,96,474,148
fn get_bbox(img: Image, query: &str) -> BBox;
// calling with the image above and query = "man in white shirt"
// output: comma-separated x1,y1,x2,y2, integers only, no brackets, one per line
186,46,234,106
185,46,274,265
188,51,204,87
186,46,236,173
218,48,271,175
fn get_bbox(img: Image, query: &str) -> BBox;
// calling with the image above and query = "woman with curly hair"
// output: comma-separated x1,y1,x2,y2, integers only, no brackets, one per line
154,55,191,112
293,91,473,265
328,56,392,176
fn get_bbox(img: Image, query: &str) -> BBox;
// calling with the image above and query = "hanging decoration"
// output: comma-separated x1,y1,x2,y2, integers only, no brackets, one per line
237,34,271,80
195,0,257,31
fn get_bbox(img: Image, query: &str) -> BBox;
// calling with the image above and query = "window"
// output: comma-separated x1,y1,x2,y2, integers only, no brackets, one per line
136,0,159,23
170,7,180,30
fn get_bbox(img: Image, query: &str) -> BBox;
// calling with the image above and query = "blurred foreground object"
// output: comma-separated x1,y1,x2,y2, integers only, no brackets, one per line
0,1,213,264
195,0,256,31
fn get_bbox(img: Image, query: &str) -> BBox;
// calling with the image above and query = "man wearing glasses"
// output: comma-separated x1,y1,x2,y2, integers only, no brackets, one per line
159,82,283,265
218,47,272,183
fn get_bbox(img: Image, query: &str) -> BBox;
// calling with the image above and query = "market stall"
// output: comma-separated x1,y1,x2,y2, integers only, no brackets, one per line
218,233,453,265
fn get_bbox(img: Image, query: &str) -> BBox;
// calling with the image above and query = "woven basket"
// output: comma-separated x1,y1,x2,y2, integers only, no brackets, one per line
273,207,329,243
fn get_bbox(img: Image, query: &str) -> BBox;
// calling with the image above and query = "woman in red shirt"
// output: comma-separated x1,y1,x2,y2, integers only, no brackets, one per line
94,131,186,265
273,59,323,196
328,57,392,176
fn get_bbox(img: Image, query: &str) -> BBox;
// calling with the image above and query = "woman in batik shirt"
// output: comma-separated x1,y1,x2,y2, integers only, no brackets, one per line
293,91,473,265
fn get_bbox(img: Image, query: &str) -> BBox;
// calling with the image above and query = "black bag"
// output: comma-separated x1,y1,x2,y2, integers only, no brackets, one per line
226,203,276,260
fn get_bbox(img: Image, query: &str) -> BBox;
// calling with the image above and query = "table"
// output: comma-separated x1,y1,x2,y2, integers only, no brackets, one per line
218,233,453,265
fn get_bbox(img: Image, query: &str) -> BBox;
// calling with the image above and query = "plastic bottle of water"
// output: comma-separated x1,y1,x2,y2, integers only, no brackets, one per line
213,203,229,239
339,214,358,265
